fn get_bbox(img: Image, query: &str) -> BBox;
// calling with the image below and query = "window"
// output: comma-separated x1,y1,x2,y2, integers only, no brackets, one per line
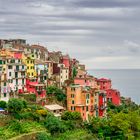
18,59,20,63
82,106,84,110
16,79,18,85
71,106,75,111
22,79,24,85
27,66,29,69
71,87,75,91
95,99,97,103
16,66,19,71
3,61,5,64
71,94,74,98
9,72,11,76
86,94,90,99
4,93,6,97
32,73,34,76
15,72,18,78
0,60,2,64
22,65,24,69
72,100,74,104
4,82,6,86
86,106,88,111
8,65,12,69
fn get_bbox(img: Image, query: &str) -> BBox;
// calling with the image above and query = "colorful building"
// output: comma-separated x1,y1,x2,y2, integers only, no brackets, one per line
60,55,70,68
45,61,53,79
0,57,10,102
74,75,99,89
99,90,107,117
97,78,112,90
106,89,121,106
97,78,121,106
67,85,99,121
26,78,46,104
35,60,48,84
23,54,36,78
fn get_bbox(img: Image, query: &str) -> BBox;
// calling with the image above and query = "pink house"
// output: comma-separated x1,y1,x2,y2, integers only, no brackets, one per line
74,76,98,89
10,49,23,59
26,78,46,98
96,78,112,90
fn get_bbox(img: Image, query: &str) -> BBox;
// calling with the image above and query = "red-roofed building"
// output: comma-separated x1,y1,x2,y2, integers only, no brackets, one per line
60,55,70,68
26,78,46,99
106,89,121,106
97,78,112,90
97,78,121,106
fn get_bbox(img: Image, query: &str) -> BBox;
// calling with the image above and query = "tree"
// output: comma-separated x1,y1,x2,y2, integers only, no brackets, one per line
46,86,57,95
46,86,66,102
7,98,27,113
72,67,77,78
44,115,67,135
0,101,7,109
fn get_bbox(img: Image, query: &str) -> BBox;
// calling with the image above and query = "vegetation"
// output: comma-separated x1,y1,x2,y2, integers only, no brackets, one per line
0,101,7,109
46,86,66,102
72,67,77,78
7,98,27,113
0,97,140,140
84,100,140,139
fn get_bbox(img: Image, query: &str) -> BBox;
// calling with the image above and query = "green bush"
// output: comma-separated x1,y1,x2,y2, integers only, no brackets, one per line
7,98,27,113
46,86,66,102
8,120,22,133
61,111,82,121
36,132,52,140
0,100,7,109
44,115,67,135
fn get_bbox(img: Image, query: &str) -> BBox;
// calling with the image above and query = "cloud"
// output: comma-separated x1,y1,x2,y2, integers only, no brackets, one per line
0,0,140,68
124,40,140,53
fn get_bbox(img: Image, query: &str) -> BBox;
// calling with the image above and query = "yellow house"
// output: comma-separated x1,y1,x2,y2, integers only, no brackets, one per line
22,54,36,78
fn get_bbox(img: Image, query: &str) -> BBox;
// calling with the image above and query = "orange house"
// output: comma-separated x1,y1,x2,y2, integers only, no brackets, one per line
67,85,99,121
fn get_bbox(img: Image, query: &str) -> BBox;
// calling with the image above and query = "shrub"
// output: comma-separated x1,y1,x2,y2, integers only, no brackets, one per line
7,98,27,113
0,101,7,109
36,132,52,140
36,109,48,117
44,115,67,135
61,111,82,121
8,120,22,133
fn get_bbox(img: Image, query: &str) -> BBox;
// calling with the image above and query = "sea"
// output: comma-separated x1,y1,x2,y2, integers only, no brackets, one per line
88,69,140,105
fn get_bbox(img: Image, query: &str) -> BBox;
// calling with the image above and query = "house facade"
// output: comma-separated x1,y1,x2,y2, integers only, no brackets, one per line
67,85,99,121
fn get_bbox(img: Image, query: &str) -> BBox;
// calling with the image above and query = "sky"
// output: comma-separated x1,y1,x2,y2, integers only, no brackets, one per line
0,0,140,69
